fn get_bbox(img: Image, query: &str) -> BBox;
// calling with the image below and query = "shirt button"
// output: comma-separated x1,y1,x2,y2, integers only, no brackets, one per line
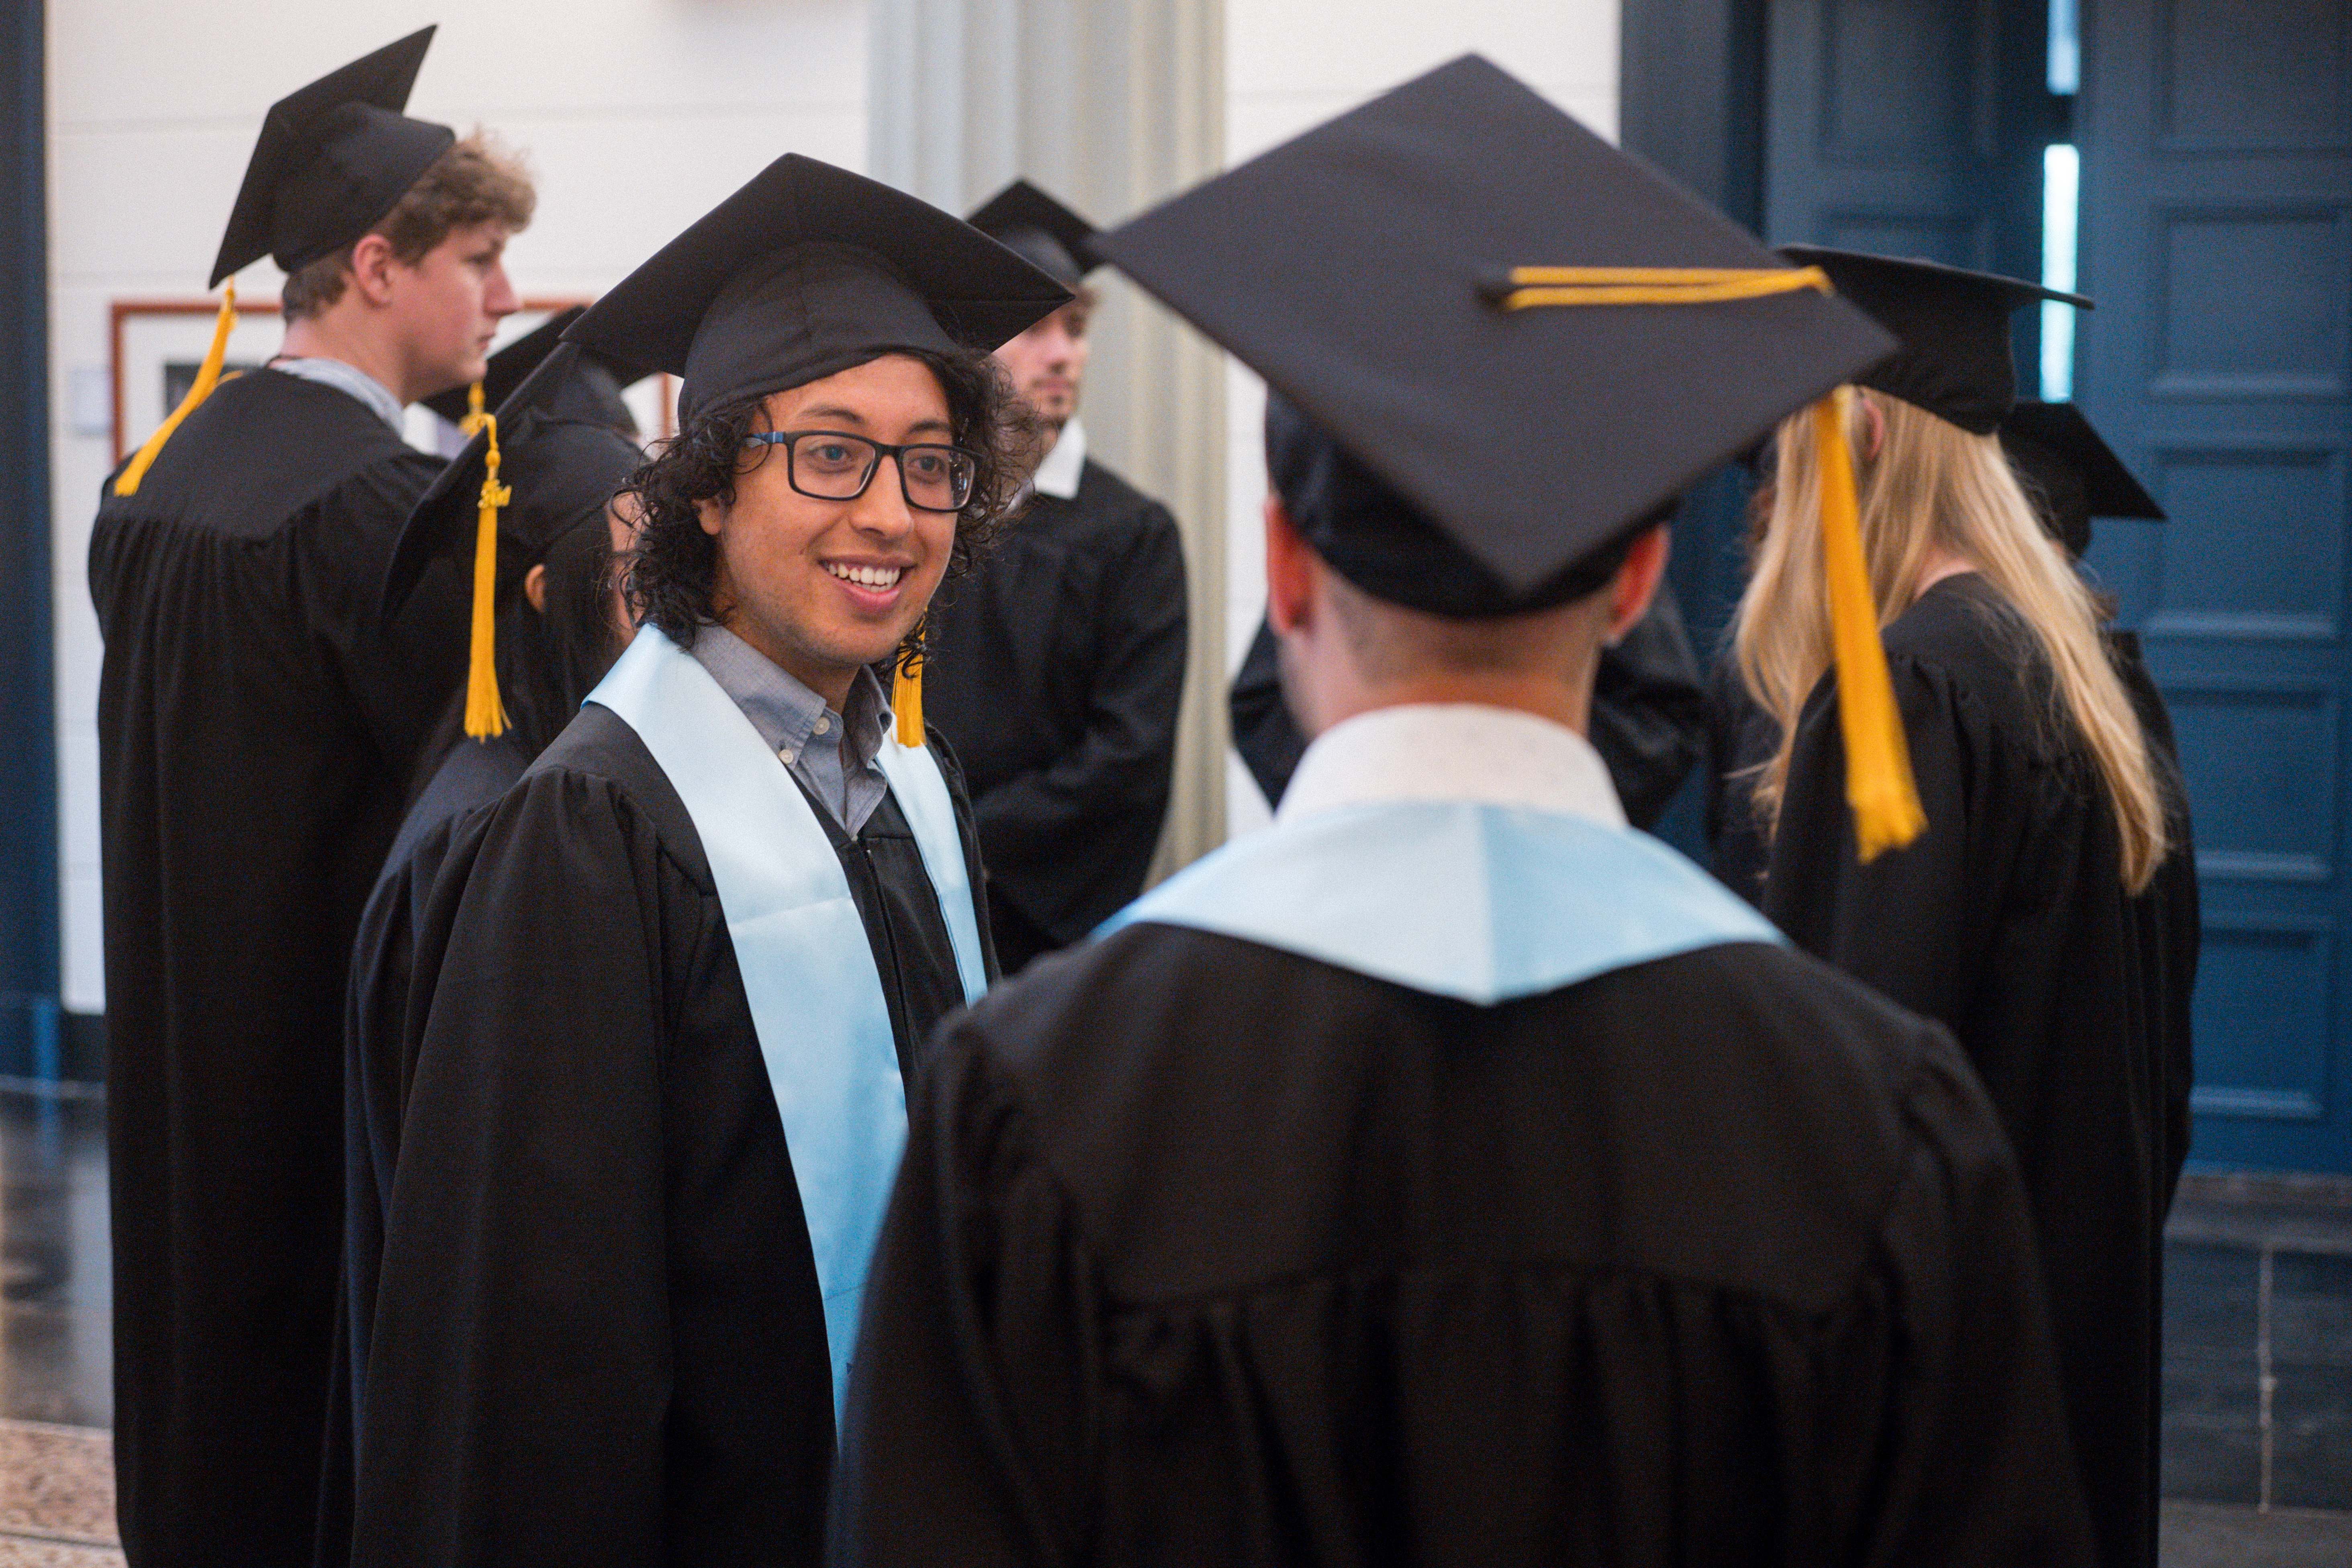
778,746,798,764
812,715,832,735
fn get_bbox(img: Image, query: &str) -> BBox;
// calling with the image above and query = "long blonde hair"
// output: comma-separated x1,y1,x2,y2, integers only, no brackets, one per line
1733,388,2168,892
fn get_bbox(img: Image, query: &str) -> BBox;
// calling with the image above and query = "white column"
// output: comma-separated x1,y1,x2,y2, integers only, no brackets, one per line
872,0,1230,872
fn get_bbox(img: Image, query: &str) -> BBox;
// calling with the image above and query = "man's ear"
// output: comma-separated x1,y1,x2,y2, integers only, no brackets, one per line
1263,495,1317,637
523,562,549,613
696,495,727,538
1605,524,1670,644
1859,389,1887,463
347,233,400,308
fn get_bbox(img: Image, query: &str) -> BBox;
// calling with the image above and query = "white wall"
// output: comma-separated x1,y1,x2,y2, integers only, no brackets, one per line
1217,0,1622,836
47,1,871,1011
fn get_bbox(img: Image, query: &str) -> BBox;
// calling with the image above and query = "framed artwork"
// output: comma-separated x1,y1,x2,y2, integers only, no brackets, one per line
110,297,676,463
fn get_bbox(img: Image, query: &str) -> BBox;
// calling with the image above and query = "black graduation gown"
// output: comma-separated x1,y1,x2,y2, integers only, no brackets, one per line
86,367,460,1567
347,701,993,1568
925,458,1187,967
1763,575,2197,1568
1227,592,1707,828
832,926,2096,1567
1702,648,1780,906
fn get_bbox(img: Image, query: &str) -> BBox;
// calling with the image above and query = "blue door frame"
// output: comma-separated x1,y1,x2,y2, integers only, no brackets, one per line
0,0,60,1085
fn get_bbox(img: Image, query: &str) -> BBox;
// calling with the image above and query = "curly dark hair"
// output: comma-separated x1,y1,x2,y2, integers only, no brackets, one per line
622,347,1040,657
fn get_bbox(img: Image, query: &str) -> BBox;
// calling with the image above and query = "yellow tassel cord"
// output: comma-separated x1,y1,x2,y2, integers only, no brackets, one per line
464,413,513,739
1493,263,1923,860
1811,390,1925,859
1492,265,1832,311
458,380,487,435
114,280,238,497
893,636,924,748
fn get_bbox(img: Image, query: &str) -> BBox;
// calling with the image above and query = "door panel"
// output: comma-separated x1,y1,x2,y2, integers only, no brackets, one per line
2078,0,2352,1173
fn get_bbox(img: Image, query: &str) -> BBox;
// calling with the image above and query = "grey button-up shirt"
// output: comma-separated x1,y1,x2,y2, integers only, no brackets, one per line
690,624,893,834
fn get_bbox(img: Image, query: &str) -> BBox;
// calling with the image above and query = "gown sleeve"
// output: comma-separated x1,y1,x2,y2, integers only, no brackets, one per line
1587,589,1707,829
350,767,711,1568
968,503,1188,940
831,1027,1100,1568
1829,1039,2098,1568
1763,654,1991,1032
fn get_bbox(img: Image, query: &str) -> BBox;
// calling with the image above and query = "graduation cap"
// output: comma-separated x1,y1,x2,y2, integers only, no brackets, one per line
211,27,454,288
562,153,1070,428
385,341,645,738
2002,401,2166,557
1094,55,1925,857
423,307,647,437
114,29,455,500
1776,247,2090,435
967,179,1100,288
563,152,1068,743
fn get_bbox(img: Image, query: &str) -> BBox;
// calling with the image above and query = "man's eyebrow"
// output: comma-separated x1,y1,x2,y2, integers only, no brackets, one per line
794,404,869,425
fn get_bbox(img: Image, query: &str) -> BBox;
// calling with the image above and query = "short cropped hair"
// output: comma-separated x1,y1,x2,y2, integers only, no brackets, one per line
282,132,536,321
623,348,1040,656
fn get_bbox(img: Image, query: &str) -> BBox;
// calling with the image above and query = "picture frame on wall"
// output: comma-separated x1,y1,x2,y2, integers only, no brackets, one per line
110,298,676,463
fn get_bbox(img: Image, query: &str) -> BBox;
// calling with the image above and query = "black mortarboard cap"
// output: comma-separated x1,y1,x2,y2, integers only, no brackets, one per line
1091,55,1895,616
422,306,647,434
967,179,1100,288
384,341,644,617
2001,400,2165,556
563,154,1069,425
210,28,455,288
1777,246,2090,435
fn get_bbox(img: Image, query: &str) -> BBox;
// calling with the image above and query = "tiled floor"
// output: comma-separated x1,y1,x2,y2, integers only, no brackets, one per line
0,1088,2342,1564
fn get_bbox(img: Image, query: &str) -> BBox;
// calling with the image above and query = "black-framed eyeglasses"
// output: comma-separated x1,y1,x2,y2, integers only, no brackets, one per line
744,430,978,513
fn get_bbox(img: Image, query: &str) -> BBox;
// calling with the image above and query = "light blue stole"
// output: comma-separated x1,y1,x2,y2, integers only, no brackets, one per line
1101,801,1779,1003
586,628,987,1417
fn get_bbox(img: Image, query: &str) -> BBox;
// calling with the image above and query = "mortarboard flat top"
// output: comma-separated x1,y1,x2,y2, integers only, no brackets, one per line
422,306,648,433
967,179,1100,288
384,340,644,616
211,27,454,288
1777,246,2090,435
563,154,1070,425
1092,55,1896,613
2002,400,2165,557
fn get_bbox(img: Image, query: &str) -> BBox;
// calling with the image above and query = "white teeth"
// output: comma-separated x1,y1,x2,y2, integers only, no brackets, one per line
826,562,905,590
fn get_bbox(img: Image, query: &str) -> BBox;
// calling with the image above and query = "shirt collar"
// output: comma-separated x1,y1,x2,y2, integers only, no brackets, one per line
269,356,407,434
687,623,891,764
1275,703,1627,828
1029,417,1086,501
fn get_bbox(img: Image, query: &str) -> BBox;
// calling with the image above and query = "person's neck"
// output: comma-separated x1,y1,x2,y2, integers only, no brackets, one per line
1311,670,1592,740
1912,545,1979,599
720,613,858,711
278,315,412,405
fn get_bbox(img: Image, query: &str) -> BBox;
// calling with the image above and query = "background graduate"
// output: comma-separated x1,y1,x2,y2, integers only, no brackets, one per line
323,319,645,1566
924,180,1189,973
832,56,2094,1568
1739,248,2200,1568
1229,585,1708,828
82,29,533,1564
348,153,1064,1567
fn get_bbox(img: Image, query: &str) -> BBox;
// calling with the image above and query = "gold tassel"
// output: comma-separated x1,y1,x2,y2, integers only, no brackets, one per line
463,413,513,739
893,635,924,748
1814,389,1925,860
459,380,487,434
115,281,238,497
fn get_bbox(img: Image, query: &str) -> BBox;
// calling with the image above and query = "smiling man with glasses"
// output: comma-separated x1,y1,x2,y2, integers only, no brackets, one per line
348,155,1063,1567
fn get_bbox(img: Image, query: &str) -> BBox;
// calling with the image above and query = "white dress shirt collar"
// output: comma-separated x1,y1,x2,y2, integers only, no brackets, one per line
1028,417,1086,500
269,356,407,434
1275,702,1626,829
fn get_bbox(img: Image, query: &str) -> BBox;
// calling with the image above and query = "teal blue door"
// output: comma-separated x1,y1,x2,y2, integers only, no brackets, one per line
2075,0,2352,1173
